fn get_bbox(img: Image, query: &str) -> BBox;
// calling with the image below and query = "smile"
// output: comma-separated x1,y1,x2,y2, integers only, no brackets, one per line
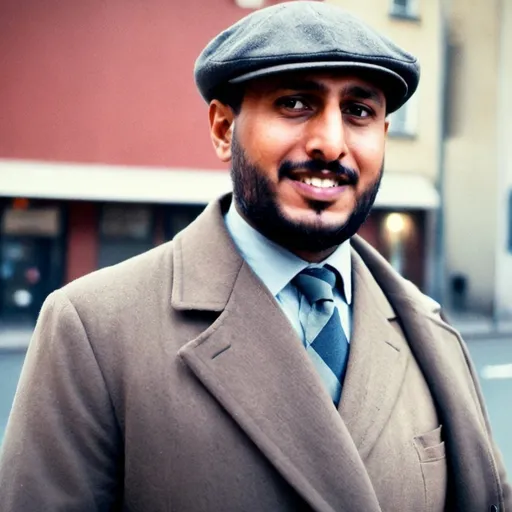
288,170,353,189
297,176,340,188
287,172,352,202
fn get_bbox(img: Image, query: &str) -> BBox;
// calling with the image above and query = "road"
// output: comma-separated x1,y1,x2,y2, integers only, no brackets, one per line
0,350,25,441
1,335,511,476
465,335,512,476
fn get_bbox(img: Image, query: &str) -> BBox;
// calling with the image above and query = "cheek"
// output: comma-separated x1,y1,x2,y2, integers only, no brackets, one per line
348,131,385,179
241,119,300,171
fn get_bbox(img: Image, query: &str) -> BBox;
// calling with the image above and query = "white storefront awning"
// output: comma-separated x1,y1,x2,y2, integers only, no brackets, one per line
0,159,439,210
375,172,440,209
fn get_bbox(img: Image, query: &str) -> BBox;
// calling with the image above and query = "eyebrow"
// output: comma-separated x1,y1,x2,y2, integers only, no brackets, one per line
273,79,384,107
341,84,384,107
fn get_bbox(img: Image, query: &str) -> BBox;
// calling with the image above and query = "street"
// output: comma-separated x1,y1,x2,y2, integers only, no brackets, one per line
0,350,25,441
465,335,512,476
1,335,511,476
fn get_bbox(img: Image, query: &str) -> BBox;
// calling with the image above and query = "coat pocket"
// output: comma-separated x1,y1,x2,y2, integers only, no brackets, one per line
413,425,447,512
414,425,446,462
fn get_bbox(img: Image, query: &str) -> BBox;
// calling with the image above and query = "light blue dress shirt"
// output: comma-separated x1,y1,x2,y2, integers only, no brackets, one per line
224,202,353,400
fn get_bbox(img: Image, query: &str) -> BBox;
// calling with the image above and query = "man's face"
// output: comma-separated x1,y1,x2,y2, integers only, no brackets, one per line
210,71,389,256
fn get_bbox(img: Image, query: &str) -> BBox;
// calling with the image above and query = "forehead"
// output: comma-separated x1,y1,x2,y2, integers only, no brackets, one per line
243,70,386,100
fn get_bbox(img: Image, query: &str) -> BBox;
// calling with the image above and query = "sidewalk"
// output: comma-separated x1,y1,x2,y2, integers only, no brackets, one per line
0,324,34,351
443,310,512,339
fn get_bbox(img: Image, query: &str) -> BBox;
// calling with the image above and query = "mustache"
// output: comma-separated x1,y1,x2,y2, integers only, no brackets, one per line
278,159,359,184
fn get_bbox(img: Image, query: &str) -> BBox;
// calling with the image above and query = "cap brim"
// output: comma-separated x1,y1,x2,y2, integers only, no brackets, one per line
229,61,409,113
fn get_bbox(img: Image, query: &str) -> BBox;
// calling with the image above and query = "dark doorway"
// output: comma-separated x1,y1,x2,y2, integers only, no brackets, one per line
0,201,65,326
0,237,53,323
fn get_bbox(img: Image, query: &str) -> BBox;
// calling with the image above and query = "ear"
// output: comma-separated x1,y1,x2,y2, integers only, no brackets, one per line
384,118,390,136
209,100,235,162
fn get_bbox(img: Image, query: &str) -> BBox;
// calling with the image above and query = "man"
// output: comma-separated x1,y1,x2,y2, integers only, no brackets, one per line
0,2,509,511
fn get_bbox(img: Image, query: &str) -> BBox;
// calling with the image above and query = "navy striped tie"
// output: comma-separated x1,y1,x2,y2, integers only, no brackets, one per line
293,266,350,406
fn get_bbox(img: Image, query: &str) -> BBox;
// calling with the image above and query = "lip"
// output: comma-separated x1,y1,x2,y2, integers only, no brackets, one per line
287,177,351,202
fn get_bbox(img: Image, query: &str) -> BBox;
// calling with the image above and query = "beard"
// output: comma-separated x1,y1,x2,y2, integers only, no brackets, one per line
230,132,383,254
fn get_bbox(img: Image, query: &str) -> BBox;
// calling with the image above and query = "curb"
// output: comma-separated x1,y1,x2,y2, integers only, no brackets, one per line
460,330,512,341
0,345,29,354
0,330,33,352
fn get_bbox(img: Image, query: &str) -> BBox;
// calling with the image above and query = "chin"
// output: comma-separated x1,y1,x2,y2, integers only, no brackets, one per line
281,204,352,229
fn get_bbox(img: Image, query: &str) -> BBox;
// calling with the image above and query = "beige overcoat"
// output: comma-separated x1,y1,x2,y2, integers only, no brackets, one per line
0,195,510,511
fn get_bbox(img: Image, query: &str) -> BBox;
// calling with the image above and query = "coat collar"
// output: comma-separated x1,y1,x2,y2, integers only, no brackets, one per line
171,195,242,312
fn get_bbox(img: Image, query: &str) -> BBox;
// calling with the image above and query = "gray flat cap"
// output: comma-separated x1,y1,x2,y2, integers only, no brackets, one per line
194,1,420,113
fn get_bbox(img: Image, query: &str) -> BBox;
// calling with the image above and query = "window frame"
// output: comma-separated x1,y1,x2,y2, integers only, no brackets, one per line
99,203,155,243
387,97,418,138
389,0,420,21
508,189,512,253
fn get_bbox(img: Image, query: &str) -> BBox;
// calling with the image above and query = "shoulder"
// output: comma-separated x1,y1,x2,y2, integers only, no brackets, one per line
394,275,461,337
400,278,442,315
58,241,175,320
33,241,180,375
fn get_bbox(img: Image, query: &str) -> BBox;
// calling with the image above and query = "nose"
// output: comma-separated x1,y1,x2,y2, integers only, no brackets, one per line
305,106,348,162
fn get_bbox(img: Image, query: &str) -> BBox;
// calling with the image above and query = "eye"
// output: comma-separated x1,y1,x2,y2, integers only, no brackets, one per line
343,104,373,118
276,97,311,112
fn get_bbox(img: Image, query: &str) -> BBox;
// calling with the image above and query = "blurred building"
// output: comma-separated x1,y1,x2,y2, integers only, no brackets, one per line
444,0,512,319
0,0,442,326
327,0,443,296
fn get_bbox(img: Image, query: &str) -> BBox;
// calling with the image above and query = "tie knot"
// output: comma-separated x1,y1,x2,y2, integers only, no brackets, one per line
293,266,337,305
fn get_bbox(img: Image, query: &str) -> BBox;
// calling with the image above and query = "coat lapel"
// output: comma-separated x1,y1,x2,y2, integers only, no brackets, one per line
350,235,503,512
173,197,382,512
339,250,408,460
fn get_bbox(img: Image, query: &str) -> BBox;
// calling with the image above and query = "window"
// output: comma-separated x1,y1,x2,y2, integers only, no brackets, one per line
165,204,205,240
234,0,264,8
390,0,419,19
100,205,152,240
98,204,155,268
388,99,418,137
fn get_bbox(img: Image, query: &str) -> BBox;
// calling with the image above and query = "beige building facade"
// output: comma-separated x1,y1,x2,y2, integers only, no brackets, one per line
328,0,444,297
444,0,512,318
328,0,512,318
495,0,512,320
328,0,444,184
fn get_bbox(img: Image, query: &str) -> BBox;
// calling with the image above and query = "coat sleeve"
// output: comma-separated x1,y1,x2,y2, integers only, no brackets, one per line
0,290,123,511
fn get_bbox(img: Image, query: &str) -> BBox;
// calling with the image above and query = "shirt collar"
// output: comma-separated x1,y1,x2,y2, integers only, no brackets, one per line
224,201,352,304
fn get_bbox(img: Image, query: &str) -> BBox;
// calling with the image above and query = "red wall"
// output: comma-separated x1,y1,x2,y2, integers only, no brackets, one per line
0,0,270,169
66,202,98,282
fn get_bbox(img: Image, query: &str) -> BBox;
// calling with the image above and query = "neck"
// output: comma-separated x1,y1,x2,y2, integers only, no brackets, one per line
291,247,338,263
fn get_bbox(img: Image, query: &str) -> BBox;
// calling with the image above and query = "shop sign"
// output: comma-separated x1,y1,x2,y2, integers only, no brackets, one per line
2,208,61,237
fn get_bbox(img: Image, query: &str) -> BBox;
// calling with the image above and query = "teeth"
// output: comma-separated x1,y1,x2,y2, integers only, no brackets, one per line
301,177,338,188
